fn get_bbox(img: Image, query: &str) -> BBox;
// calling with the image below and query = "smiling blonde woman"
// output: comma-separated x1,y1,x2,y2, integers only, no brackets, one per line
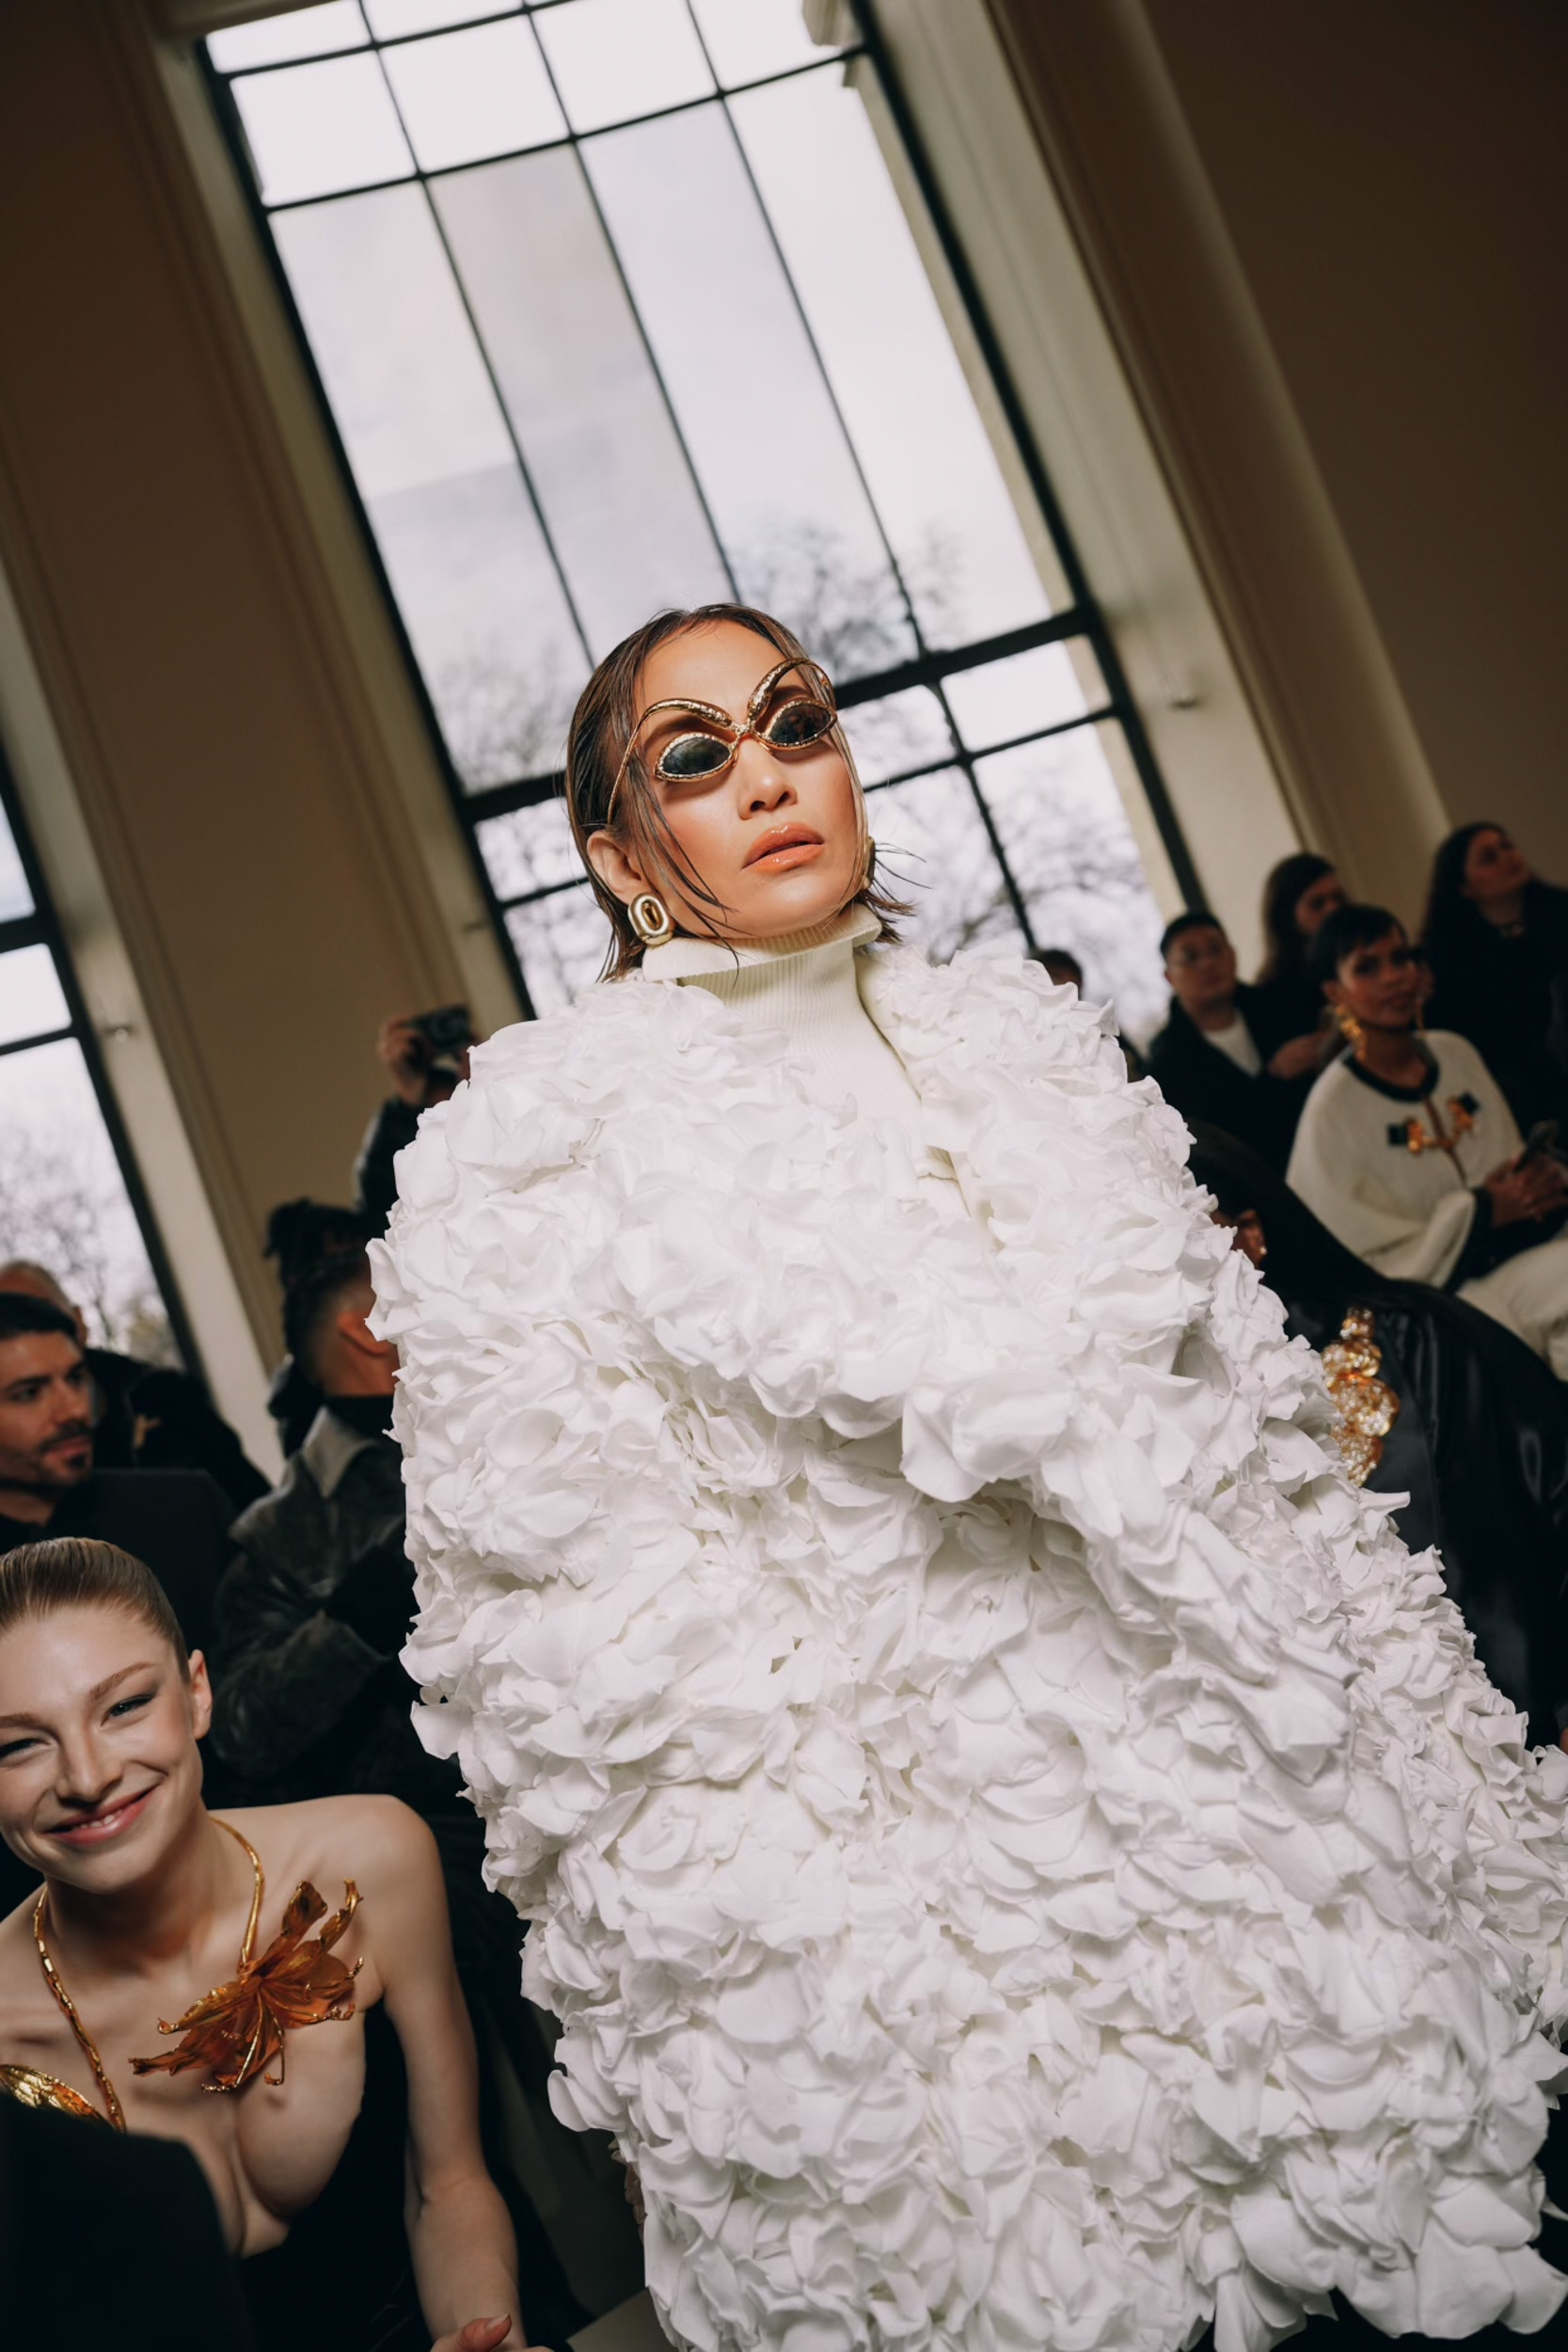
375,604,1568,2352
0,1536,523,2352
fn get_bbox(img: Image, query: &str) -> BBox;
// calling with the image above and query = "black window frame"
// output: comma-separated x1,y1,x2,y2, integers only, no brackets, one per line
0,742,198,1370
200,0,1201,1021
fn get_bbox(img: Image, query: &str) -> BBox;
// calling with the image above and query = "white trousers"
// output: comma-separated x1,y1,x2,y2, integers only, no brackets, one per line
1460,1232,1568,1379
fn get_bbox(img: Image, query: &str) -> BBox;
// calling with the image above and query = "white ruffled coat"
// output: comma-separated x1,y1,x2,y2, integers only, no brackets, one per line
372,944,1568,2352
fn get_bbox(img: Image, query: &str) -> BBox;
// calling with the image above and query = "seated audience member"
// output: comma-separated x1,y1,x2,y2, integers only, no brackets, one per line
214,1232,441,1821
0,2089,255,2351
1146,913,1314,1166
213,1229,600,2342
1191,1120,1568,1745
0,1537,522,2352
261,1200,373,1458
0,1293,241,1920
0,1294,232,1658
0,1260,266,1511
1029,946,1146,1078
1421,820,1568,1134
1247,852,1345,1063
356,1011,474,1237
1287,903,1568,1376
1032,945,1084,993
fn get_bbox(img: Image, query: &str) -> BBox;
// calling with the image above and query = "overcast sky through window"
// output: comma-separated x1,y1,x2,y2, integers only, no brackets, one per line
212,0,1169,1034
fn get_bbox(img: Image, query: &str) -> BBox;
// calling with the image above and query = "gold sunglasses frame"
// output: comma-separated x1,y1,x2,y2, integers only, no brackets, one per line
606,659,840,824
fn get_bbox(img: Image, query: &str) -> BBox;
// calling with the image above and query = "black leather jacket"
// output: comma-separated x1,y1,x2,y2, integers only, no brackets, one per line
1190,1123,1568,1744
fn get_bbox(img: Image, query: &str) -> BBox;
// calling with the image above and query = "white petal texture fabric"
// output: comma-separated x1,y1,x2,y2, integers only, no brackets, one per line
372,946,1568,2352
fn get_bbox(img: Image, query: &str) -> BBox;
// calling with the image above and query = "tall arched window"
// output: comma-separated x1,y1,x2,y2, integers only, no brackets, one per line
0,754,185,1359
205,0,1196,1035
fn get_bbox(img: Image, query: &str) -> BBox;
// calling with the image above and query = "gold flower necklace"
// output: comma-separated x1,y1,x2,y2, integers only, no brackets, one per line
1,1818,360,2130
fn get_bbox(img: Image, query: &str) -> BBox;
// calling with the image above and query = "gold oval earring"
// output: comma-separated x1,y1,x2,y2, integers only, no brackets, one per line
629,893,674,949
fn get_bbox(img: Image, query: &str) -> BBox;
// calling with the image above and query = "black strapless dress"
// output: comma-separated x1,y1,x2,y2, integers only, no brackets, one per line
242,2005,423,2351
242,2002,583,2352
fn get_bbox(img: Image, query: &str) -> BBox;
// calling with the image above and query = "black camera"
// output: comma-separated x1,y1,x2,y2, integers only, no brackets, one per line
410,1005,474,1073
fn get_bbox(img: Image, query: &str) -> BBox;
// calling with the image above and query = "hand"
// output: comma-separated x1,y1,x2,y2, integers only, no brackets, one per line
431,2319,518,2352
378,1015,435,1108
1483,1154,1568,1229
1266,1033,1324,1081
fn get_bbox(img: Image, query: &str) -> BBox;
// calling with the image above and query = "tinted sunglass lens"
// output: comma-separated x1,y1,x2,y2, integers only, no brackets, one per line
763,701,835,751
657,732,733,781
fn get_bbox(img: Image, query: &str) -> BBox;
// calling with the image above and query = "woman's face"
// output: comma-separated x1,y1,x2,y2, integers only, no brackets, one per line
0,1606,209,1894
588,621,863,943
1293,869,1345,939
1461,826,1530,908
1325,927,1423,1034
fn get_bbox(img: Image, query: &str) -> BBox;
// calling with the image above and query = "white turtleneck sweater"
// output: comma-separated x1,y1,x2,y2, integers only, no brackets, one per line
642,906,958,1193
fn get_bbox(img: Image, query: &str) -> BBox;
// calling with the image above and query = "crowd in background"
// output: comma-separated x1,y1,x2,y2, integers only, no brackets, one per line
3,816,1568,2333
1128,817,1568,1744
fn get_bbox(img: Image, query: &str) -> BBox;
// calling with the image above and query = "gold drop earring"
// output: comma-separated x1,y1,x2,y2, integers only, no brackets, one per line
1334,1003,1366,1056
628,892,674,950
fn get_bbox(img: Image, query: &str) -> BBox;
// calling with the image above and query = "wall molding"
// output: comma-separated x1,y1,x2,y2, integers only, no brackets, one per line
0,0,515,1354
0,551,282,1471
873,0,1300,965
983,0,1449,907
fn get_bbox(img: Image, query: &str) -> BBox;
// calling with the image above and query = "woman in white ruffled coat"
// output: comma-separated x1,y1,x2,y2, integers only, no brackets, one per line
373,607,1568,2352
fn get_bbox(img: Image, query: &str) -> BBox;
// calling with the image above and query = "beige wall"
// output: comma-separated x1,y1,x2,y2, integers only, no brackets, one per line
0,2,515,1370
1141,0,1568,880
989,0,1568,924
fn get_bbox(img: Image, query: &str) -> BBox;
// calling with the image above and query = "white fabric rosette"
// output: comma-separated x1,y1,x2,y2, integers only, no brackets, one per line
373,944,1568,2352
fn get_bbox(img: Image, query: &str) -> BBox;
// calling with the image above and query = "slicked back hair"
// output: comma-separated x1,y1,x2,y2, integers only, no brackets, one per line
1308,902,1406,988
0,1537,189,1679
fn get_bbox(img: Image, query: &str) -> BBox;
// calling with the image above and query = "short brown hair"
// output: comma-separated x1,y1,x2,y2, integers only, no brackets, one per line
565,601,904,979
0,1539,189,1677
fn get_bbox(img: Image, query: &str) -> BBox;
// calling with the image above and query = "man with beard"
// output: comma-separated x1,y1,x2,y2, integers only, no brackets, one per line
0,1259,266,1512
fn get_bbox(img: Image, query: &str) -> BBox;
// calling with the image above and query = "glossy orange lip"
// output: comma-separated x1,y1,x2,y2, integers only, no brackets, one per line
744,823,824,869
46,1785,156,1849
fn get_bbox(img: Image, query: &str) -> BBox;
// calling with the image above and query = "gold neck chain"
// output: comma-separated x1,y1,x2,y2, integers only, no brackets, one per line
31,1817,264,2134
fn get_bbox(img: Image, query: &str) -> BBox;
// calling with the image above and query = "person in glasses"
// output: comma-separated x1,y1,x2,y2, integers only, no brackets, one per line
373,603,1568,2352
1146,911,1316,1167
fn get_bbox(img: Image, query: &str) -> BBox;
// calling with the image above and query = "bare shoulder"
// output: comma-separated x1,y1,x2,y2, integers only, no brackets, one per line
218,1794,438,1899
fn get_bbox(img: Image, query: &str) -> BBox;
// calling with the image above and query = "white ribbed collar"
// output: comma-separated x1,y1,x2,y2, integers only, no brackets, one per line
641,902,882,984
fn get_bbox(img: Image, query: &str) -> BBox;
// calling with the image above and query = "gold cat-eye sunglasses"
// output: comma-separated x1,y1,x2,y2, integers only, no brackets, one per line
606,659,840,822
